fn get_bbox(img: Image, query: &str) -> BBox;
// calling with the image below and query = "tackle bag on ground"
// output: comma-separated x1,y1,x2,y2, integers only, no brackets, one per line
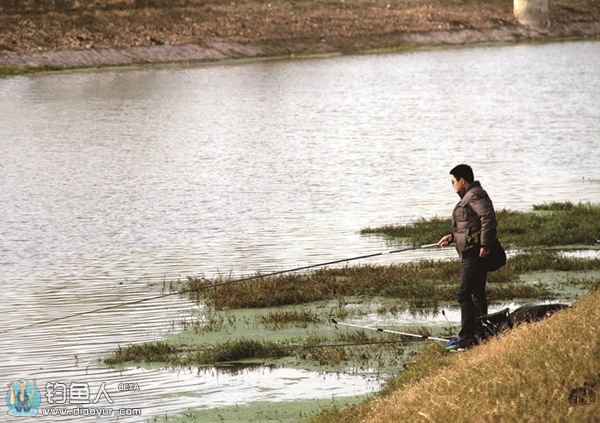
476,308,512,339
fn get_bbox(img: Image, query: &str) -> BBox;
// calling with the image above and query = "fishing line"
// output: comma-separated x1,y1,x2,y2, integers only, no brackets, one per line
1,243,440,335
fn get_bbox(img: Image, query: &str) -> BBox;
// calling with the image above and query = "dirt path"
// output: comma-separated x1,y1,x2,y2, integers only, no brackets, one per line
1,0,599,72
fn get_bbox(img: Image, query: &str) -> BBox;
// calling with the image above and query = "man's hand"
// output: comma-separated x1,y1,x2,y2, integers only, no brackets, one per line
438,234,453,247
479,246,490,257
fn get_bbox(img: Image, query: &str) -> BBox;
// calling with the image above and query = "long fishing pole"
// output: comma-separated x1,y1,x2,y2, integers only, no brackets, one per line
1,243,441,335
331,318,448,343
222,243,440,286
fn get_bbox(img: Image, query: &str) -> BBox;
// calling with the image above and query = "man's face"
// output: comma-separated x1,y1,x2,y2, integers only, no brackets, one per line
450,176,465,193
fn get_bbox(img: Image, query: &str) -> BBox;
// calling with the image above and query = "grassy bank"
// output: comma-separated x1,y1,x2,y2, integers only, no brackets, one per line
309,288,600,422
361,202,600,247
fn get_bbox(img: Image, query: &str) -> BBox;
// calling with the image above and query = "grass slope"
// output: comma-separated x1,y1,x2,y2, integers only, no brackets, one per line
309,289,600,422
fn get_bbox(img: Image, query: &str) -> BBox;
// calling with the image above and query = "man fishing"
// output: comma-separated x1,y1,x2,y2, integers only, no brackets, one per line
438,164,498,350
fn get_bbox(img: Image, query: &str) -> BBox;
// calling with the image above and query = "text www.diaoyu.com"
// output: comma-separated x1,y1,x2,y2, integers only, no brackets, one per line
39,406,142,417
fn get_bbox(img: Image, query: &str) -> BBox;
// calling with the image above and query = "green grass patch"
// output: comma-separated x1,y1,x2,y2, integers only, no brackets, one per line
0,64,66,77
361,202,600,247
509,249,600,272
191,339,288,363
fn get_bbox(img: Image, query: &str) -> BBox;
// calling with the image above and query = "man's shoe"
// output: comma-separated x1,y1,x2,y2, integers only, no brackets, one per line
445,336,475,352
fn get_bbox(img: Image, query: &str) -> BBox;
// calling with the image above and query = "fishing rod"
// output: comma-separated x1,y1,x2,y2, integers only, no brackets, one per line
331,318,448,343
1,243,441,335
223,243,441,286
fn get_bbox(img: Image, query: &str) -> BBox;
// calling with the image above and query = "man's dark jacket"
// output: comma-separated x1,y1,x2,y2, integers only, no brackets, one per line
452,181,497,255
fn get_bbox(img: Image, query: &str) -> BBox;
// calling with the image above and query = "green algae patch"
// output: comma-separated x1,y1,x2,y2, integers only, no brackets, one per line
104,299,422,377
148,396,368,423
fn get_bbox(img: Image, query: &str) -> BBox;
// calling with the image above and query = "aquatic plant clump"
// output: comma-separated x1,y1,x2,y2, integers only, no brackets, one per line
105,342,180,365
259,309,323,329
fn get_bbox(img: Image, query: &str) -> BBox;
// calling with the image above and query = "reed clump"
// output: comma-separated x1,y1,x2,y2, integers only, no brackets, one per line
309,288,600,423
259,309,322,329
105,341,180,365
192,339,287,363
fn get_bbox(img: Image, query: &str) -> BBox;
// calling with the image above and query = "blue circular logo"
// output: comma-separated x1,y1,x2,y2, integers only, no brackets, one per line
6,379,41,417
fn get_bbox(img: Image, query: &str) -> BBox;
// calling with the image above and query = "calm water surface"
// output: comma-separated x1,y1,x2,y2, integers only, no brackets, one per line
1,40,599,420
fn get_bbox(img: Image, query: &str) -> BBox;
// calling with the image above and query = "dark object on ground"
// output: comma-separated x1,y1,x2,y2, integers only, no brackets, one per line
476,303,570,340
568,381,598,405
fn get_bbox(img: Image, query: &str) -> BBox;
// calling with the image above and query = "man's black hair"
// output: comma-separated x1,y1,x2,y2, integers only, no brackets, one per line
450,164,474,183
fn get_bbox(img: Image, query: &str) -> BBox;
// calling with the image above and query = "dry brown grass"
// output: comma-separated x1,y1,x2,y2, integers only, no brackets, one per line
366,293,599,422
2,0,600,57
312,289,600,422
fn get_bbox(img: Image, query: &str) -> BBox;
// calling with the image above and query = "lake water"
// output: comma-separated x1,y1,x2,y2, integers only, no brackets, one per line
1,40,599,420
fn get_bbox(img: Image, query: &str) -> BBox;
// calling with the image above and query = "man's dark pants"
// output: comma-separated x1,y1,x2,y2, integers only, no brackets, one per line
457,247,488,339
